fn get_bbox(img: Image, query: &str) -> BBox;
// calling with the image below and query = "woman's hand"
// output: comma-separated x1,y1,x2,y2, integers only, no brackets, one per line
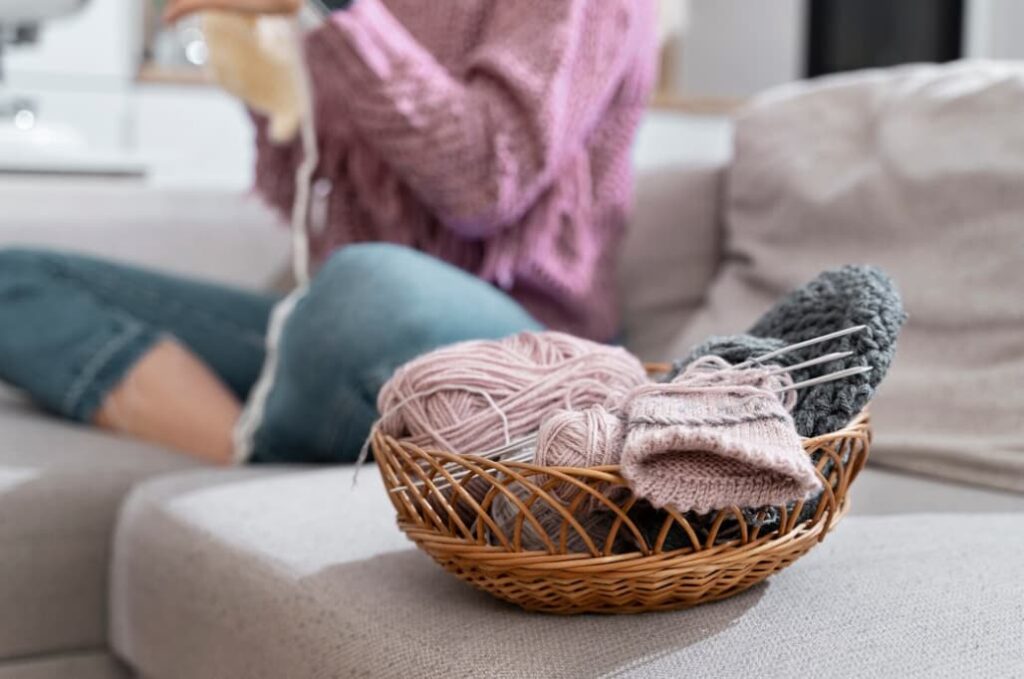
162,0,302,24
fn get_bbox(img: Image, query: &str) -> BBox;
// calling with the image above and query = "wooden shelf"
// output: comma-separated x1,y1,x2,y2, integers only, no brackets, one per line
650,91,744,116
135,62,743,117
137,62,215,87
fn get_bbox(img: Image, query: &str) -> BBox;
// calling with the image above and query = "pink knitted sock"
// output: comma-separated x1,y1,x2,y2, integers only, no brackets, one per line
620,362,821,514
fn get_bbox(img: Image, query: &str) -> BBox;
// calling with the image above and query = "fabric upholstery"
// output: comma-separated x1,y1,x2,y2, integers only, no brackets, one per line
618,164,724,360
0,180,290,291
3,99,1023,676
666,61,1024,492
0,386,195,661
111,464,1024,679
0,652,129,679
851,467,1024,516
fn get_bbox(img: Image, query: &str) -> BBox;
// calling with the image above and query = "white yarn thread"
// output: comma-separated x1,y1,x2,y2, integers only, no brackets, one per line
374,333,649,457
288,15,318,286
231,286,309,464
231,16,317,463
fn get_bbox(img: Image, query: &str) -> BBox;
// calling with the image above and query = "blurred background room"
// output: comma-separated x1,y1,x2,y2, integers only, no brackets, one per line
4,0,1023,281
2,1,1022,190
2,2,1024,678
1,0,1019,283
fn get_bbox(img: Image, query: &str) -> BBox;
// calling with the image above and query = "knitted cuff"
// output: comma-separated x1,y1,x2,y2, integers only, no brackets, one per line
620,382,821,514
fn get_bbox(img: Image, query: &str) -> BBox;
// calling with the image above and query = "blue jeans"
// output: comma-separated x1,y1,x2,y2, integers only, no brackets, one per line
0,244,541,463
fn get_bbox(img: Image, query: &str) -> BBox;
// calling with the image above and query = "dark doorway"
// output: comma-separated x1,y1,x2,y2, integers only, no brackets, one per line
807,0,965,77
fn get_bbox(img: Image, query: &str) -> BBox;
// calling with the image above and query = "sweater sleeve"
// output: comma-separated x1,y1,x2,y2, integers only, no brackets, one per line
304,0,647,239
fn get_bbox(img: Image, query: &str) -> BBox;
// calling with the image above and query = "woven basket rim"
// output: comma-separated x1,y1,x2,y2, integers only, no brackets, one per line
374,411,869,548
375,408,869,478
372,402,872,613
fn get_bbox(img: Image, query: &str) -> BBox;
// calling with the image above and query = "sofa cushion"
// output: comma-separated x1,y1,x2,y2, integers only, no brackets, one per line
0,180,290,292
852,467,1024,515
0,652,128,679
618,164,725,361
0,386,195,661
667,61,1024,492
111,463,1024,679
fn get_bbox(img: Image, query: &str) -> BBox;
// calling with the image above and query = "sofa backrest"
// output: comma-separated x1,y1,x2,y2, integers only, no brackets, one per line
664,60,1024,492
617,112,732,360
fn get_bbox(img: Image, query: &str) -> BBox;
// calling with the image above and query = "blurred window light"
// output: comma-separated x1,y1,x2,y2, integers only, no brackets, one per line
184,39,209,66
179,26,209,66
13,108,36,131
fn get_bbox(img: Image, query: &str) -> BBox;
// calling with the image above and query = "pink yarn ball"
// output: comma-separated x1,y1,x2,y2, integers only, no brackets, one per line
377,331,648,455
534,405,627,508
535,406,625,469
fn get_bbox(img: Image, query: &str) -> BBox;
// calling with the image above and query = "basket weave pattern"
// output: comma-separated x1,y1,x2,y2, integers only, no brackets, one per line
373,409,871,614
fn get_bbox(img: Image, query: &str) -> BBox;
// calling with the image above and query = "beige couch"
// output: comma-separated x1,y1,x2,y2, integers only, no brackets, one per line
3,67,1024,678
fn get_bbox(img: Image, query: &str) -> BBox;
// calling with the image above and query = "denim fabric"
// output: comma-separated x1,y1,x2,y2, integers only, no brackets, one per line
0,244,541,463
0,249,273,422
244,243,543,463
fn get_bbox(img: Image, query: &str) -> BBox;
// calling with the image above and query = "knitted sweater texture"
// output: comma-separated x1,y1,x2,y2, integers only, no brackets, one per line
254,0,658,340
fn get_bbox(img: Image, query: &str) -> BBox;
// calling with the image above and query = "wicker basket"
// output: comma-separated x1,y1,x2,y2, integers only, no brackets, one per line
372,389,871,614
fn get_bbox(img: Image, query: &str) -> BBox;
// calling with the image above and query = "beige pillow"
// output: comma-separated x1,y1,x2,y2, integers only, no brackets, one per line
619,164,724,360
668,61,1024,492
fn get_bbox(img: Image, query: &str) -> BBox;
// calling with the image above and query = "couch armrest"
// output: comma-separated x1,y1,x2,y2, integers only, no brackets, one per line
0,178,290,290
619,162,725,361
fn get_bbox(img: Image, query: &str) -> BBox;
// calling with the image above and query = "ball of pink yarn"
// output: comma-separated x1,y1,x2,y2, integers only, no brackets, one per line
377,331,648,454
535,406,625,469
535,405,627,507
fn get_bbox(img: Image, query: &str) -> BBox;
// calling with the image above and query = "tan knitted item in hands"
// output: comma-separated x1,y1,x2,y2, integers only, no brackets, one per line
620,362,821,514
202,11,306,143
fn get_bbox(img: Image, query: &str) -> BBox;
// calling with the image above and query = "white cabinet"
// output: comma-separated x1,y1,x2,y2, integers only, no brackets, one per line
0,80,253,188
1,0,252,188
965,0,1024,59
133,83,254,191
3,0,142,83
676,0,807,99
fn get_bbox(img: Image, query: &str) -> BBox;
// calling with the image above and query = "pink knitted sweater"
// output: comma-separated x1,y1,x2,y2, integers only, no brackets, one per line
253,0,657,341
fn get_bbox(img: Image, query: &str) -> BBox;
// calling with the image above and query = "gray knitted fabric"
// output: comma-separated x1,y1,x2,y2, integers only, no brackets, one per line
641,266,904,547
750,265,906,437
667,335,793,381
628,502,784,552
675,266,906,437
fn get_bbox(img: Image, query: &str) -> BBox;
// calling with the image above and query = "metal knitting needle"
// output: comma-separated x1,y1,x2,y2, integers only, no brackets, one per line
761,351,854,377
390,449,536,495
390,364,875,495
773,365,872,393
412,327,859,464
390,331,872,496
443,449,536,486
426,329,859,462
387,435,540,495
474,434,539,459
390,364,874,495
436,350,851,462
729,325,868,371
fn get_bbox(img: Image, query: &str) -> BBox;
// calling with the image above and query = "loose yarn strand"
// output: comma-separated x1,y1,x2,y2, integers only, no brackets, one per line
289,16,317,287
356,332,649,484
354,383,514,483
